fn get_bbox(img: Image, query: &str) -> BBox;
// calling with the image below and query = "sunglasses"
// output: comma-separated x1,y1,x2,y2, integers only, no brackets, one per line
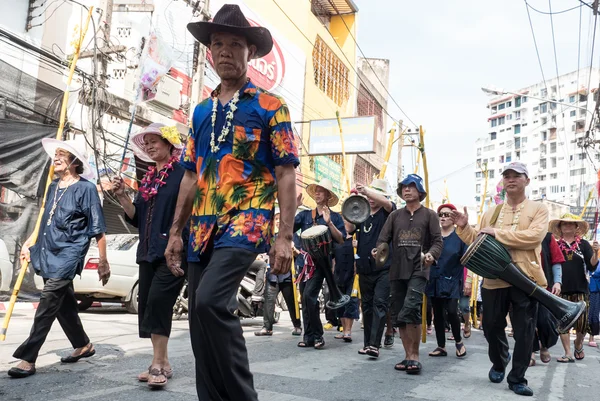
438,212,452,218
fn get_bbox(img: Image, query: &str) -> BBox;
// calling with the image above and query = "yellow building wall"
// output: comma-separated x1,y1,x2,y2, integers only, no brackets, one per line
244,0,358,211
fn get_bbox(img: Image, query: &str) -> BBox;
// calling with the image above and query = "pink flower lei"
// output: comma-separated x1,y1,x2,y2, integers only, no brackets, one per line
139,155,179,201
558,236,581,255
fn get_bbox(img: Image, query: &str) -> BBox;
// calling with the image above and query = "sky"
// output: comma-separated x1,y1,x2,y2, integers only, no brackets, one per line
356,0,598,207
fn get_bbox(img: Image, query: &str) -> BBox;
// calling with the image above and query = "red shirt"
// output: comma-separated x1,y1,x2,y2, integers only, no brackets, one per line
548,235,565,265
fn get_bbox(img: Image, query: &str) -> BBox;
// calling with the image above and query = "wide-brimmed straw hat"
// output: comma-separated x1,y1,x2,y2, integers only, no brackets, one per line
187,4,273,59
306,178,339,207
397,174,427,202
41,138,94,180
549,213,590,237
130,123,184,163
369,178,391,196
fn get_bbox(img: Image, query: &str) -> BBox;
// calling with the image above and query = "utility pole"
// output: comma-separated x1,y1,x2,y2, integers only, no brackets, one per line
187,0,211,124
594,1,599,16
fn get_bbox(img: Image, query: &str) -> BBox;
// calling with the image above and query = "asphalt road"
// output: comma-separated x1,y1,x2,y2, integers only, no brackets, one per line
0,305,598,401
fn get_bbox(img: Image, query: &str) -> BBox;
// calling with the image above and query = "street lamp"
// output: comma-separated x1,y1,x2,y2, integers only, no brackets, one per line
481,86,594,120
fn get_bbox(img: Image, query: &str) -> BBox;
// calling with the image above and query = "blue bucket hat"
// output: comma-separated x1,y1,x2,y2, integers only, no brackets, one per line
397,174,427,202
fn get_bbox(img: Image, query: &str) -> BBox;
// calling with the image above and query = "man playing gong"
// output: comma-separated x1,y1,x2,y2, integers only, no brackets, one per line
376,174,443,374
451,162,549,397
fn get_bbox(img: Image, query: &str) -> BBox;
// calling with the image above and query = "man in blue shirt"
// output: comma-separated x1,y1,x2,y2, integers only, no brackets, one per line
165,5,299,401
294,178,345,350
9,139,110,378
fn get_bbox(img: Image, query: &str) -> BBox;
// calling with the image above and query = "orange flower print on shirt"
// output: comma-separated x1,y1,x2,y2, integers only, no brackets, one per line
271,130,297,159
183,135,196,164
258,93,282,112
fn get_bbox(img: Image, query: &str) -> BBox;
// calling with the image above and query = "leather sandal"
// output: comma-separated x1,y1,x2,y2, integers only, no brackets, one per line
394,360,409,371
139,366,173,382
429,347,447,357
61,345,96,363
147,367,168,389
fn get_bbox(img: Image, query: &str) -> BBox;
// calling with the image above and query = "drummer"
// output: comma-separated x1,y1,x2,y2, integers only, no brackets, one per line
450,162,549,397
294,178,346,350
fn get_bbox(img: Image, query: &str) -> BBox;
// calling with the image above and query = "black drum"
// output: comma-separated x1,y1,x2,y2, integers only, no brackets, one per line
461,234,585,333
301,225,350,310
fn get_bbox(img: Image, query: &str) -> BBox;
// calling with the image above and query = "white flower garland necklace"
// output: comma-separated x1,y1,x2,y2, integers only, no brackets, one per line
496,201,525,232
210,90,240,153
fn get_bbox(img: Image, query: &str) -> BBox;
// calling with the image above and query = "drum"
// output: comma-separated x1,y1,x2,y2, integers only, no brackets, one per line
461,234,586,333
301,225,350,310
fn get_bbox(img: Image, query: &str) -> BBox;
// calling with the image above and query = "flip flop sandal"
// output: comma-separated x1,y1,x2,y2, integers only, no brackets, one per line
384,333,395,347
254,328,273,336
529,358,536,367
297,341,312,348
588,341,598,347
394,360,409,371
366,346,379,358
314,338,325,350
406,360,422,375
448,336,455,341
138,366,152,382
334,333,345,339
463,324,472,339
343,334,353,343
428,347,447,357
574,347,585,360
358,347,369,355
292,327,302,336
540,350,551,363
455,342,467,358
147,367,168,389
557,356,575,363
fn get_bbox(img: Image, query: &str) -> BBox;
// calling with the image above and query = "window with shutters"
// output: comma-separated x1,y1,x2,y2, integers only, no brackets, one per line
313,36,350,106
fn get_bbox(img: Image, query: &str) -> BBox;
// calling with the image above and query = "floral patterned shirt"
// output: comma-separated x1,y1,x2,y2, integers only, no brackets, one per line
181,80,299,261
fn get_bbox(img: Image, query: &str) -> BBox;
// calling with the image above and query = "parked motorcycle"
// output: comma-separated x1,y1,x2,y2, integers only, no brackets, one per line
173,279,188,320
236,259,286,322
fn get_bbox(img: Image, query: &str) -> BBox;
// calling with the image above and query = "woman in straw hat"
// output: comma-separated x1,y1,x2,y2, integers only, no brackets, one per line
549,214,599,362
293,178,346,349
111,123,187,389
9,139,110,378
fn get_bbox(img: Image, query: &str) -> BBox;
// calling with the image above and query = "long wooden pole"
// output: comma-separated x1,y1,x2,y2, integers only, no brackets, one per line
335,111,351,195
0,7,94,341
418,126,430,343
477,162,489,225
379,123,397,180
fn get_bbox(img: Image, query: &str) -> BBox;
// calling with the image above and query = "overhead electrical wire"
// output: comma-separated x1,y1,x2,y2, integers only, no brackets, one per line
524,0,548,91
324,0,418,129
526,1,582,15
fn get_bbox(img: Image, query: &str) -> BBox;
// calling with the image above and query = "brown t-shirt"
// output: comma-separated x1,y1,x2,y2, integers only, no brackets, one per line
377,206,443,281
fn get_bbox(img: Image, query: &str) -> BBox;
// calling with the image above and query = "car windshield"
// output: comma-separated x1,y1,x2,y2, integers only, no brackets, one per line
89,234,138,251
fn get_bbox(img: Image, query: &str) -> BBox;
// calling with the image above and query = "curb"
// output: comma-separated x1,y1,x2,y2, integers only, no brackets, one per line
0,302,39,311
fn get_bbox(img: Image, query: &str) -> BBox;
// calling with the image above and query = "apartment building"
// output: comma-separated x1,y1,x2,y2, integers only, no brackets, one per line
474,67,600,207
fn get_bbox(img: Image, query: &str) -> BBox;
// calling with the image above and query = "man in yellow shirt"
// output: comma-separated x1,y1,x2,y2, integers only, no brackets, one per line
451,162,548,397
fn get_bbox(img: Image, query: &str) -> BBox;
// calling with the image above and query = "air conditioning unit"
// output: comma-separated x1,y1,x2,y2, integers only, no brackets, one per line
148,75,182,111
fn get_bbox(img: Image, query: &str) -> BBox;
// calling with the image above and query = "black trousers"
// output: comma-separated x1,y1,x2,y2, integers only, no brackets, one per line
323,283,340,326
432,297,462,348
263,281,301,330
299,267,325,345
138,260,186,338
13,278,89,363
532,304,558,352
188,247,259,401
359,270,390,348
482,286,538,386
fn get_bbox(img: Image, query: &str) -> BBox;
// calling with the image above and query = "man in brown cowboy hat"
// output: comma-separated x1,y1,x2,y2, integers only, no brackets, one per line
451,162,549,396
165,4,299,400
293,178,346,349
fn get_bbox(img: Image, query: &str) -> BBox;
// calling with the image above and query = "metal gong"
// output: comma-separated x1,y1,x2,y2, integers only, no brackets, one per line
341,194,370,224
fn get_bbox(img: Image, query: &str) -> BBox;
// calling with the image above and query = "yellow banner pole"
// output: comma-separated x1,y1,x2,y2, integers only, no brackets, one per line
418,126,431,343
580,189,594,218
290,259,300,321
0,7,94,341
379,123,398,180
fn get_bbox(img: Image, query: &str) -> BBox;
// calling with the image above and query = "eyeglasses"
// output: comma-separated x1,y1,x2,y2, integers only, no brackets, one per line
438,212,451,218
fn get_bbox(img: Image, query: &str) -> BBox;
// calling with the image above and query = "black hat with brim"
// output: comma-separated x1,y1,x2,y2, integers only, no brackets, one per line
187,4,273,59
